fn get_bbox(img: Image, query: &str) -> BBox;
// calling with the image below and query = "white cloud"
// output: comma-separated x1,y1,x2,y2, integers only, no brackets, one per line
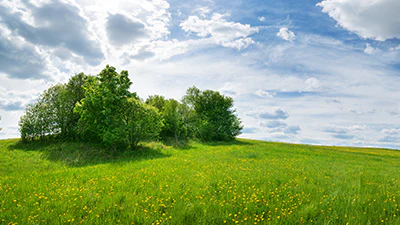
106,13,149,46
317,0,400,41
194,6,211,18
260,120,286,128
277,27,295,42
305,77,320,91
248,108,289,120
390,45,400,51
323,126,355,140
180,13,259,50
258,16,265,22
255,89,275,98
379,128,400,143
364,43,380,55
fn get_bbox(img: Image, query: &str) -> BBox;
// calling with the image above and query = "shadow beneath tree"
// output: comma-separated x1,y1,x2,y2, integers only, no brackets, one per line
201,139,254,147
8,140,171,168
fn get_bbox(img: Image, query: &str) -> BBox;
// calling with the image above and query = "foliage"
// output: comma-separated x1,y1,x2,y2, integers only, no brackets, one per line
63,72,91,139
2,138,400,224
19,74,90,142
75,65,161,149
19,84,66,141
75,65,131,147
123,98,164,148
18,67,243,148
145,95,166,112
182,86,243,141
146,95,188,143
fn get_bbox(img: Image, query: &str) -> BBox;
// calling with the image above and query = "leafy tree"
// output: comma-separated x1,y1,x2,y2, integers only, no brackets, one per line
146,95,188,143
63,73,91,139
19,85,65,141
75,65,132,147
75,65,159,149
182,86,243,141
19,73,91,141
145,95,166,111
162,99,188,143
123,98,163,148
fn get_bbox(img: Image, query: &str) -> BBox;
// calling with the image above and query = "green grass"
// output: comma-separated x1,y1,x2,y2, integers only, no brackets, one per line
0,138,399,224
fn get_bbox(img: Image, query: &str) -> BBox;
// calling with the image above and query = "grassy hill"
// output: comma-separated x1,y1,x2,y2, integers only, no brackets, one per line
0,138,399,224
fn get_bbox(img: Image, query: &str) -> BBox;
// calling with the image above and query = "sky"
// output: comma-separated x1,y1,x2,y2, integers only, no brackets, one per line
1,0,400,149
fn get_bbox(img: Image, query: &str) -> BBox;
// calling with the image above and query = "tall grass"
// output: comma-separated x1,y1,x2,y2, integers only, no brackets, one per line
0,139,399,224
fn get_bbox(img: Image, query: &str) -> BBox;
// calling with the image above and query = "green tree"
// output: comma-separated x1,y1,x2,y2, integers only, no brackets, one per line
123,98,163,148
63,73,91,139
162,99,188,143
19,85,66,141
146,95,188,143
182,86,243,141
75,65,159,149
75,65,132,147
145,95,166,111
19,74,91,141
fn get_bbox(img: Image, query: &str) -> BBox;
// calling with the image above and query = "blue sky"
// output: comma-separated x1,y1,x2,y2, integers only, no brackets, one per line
1,0,400,149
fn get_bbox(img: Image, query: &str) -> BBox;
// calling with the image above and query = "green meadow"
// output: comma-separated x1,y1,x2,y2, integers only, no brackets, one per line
0,138,399,224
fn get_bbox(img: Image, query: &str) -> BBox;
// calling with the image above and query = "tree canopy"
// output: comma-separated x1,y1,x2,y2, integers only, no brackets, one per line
19,66,243,149
182,86,243,141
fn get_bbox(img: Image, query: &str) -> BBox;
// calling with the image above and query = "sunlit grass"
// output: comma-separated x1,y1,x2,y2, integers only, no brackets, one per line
0,138,399,224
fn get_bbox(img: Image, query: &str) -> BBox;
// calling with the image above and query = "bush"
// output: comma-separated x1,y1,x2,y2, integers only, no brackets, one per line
146,95,188,143
182,86,243,141
75,65,161,149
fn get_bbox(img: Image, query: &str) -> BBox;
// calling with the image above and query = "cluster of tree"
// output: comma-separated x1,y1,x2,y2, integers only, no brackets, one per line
19,65,243,149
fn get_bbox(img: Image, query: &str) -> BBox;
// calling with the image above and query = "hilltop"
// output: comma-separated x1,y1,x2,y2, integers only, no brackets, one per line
0,138,399,224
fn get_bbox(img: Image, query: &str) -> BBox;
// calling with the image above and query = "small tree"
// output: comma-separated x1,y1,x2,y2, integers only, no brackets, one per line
63,73,91,139
19,74,91,141
145,95,166,111
124,98,163,148
182,86,243,141
19,86,64,141
146,95,188,143
75,65,132,147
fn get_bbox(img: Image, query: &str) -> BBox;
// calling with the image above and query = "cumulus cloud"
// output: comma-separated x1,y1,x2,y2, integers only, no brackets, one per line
106,13,148,46
348,108,376,115
0,1,104,65
277,28,295,42
0,34,48,79
379,128,400,143
324,126,355,140
255,89,275,98
194,6,211,18
0,87,39,111
260,120,301,135
260,109,289,120
317,0,400,41
248,108,289,120
285,126,301,135
0,100,24,111
364,43,380,55
180,13,259,50
305,77,320,91
242,127,258,134
260,120,286,128
258,16,265,22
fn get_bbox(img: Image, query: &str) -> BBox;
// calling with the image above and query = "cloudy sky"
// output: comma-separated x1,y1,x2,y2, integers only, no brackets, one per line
1,0,400,149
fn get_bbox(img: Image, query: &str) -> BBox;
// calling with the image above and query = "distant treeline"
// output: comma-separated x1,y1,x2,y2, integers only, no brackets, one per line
19,65,243,149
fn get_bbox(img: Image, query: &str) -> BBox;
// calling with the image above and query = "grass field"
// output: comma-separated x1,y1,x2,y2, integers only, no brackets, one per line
0,138,399,224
